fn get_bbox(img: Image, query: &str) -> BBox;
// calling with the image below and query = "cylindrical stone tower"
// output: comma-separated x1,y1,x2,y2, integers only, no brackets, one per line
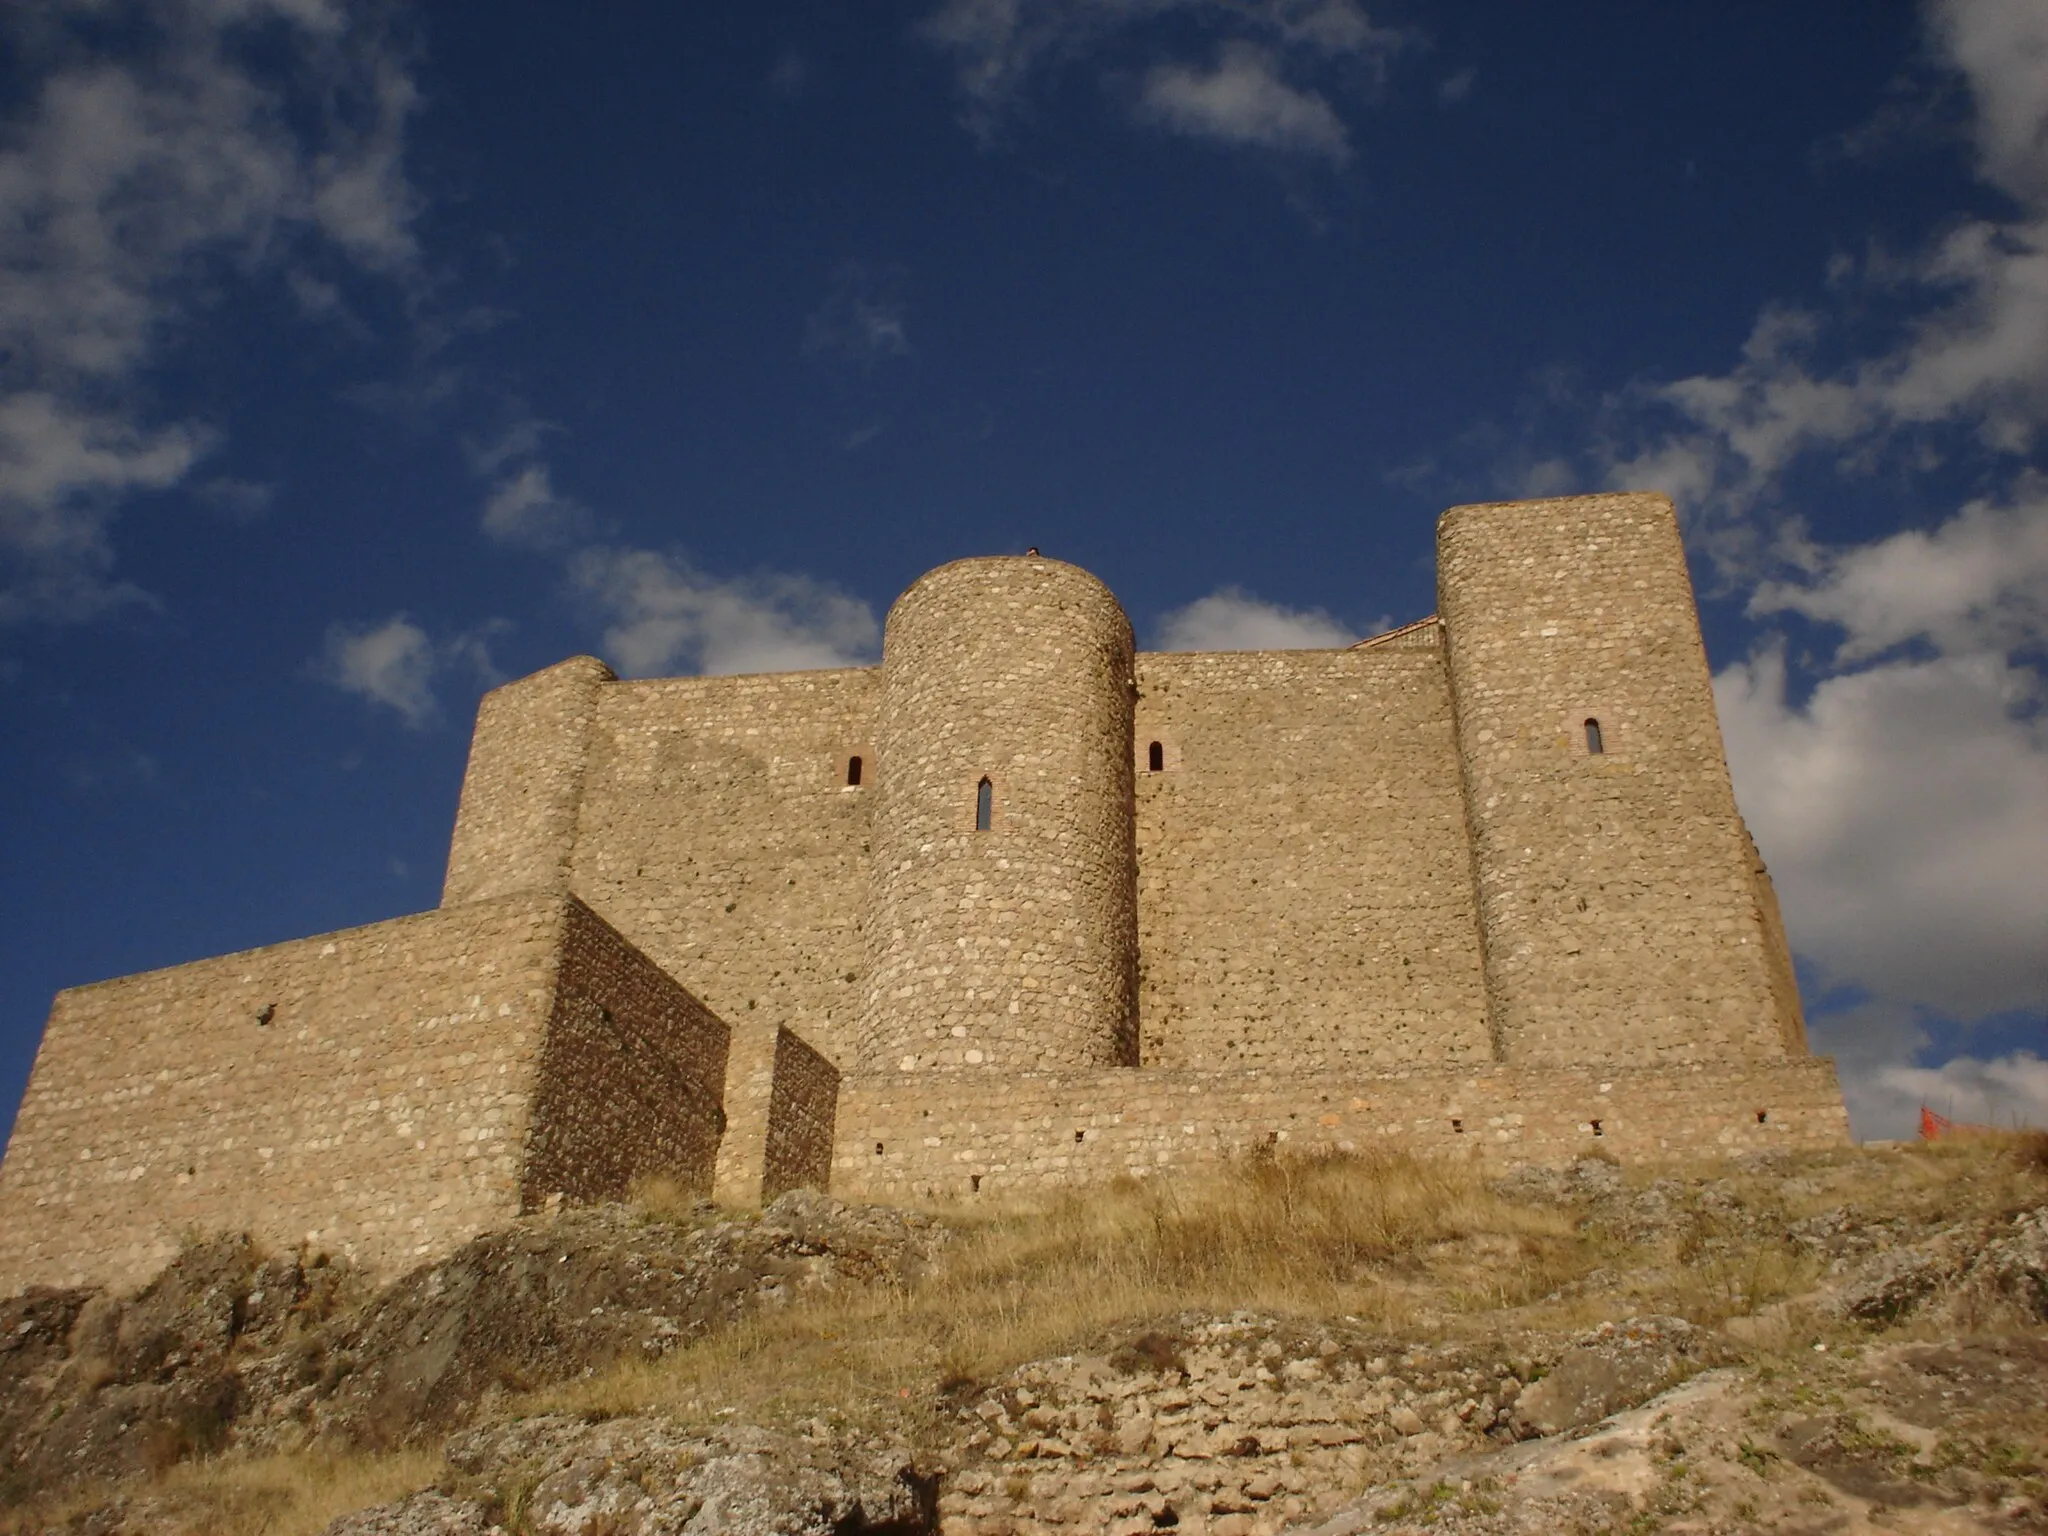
856,557,1140,1075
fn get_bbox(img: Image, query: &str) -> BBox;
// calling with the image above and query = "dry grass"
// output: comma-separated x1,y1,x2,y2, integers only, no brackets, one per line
538,1136,2048,1444
156,1448,446,1536
0,1448,443,1536
628,1171,721,1225
536,1149,1591,1442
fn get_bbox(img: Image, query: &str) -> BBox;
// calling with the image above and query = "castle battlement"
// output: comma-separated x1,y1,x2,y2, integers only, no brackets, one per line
0,493,1848,1294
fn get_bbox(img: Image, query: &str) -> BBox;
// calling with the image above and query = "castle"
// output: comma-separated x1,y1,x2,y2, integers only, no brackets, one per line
0,492,1850,1294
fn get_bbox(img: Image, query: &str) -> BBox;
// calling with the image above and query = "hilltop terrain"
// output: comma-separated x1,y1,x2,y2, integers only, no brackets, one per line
1,1136,2042,1535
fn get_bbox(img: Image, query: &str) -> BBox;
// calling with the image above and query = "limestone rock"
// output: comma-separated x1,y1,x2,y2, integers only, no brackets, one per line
1508,1317,1717,1439
324,1490,504,1535
440,1415,936,1535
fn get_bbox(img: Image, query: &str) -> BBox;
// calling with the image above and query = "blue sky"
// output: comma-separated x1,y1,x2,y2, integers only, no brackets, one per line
2,0,2043,1144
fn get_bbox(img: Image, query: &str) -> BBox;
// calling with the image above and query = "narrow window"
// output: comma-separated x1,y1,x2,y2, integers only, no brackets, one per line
1584,718,1605,755
1148,740,1164,772
846,755,862,787
975,776,992,830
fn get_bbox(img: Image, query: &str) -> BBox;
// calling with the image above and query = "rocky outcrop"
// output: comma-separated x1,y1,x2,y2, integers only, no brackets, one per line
332,1420,937,1536
1829,1204,2048,1327
0,1193,940,1503
1504,1317,1722,1439
5,1149,2043,1536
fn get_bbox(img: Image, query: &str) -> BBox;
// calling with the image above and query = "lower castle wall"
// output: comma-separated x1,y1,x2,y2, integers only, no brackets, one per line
763,1026,841,1201
0,893,736,1296
0,895,568,1295
832,1059,1849,1203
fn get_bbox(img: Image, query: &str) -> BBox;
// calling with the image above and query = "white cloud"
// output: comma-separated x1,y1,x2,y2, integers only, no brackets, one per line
1751,487,2048,661
1138,42,1350,162
1269,0,1386,57
804,261,911,365
1874,1050,2048,1134
317,615,437,725
1597,3,2048,544
1928,0,2048,209
570,549,881,678
1803,996,2048,1138
1717,637,2048,1020
481,462,590,550
0,0,421,621
919,0,1400,155
1153,586,1356,650
315,613,506,726
0,391,206,621
195,475,277,522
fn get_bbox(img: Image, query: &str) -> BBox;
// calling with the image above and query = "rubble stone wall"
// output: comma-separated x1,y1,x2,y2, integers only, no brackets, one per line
713,1023,784,1205
1132,645,1491,1073
832,1059,1850,1203
0,894,737,1295
712,1023,841,1204
762,1026,840,1201
443,657,614,906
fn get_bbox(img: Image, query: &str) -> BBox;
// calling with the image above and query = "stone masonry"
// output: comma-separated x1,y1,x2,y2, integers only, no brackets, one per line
0,492,1850,1295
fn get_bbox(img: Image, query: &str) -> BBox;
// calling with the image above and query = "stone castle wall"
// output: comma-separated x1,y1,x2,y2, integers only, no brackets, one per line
713,1022,841,1205
1132,644,1491,1073
567,669,877,1066
0,893,730,1294
520,896,732,1208
443,657,613,906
